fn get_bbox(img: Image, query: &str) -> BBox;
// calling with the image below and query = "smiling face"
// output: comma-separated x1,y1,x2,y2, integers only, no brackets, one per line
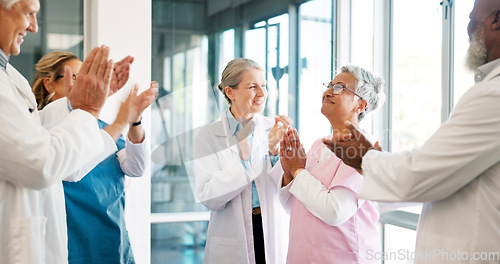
225,68,267,120
321,72,364,127
0,0,39,56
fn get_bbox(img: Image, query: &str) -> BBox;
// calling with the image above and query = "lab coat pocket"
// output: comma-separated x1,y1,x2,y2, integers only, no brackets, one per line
8,216,47,264
207,237,244,264
310,245,358,264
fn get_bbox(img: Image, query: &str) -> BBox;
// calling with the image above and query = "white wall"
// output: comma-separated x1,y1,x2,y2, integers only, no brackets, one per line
84,1,152,263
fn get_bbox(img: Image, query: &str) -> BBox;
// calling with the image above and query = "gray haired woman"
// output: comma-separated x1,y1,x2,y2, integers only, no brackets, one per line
279,65,385,263
193,58,292,263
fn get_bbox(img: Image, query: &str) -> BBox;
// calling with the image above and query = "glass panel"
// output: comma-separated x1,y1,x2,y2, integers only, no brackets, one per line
391,0,442,152
266,14,289,117
298,0,332,149
220,29,235,71
151,42,211,214
453,0,476,106
245,26,266,69
382,225,417,264
270,14,289,117
351,0,376,134
245,15,289,118
10,0,83,82
215,29,237,113
151,0,212,214
151,222,207,264
151,1,221,262
351,0,374,71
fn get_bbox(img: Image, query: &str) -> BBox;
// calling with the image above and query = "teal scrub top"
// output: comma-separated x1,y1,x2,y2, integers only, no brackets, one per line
63,120,135,264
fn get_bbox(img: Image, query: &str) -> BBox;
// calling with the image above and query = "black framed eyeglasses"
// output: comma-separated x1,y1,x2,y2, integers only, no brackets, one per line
322,82,364,100
55,73,78,81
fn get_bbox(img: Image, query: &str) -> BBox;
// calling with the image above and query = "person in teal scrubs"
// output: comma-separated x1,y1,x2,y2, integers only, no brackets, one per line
32,51,158,264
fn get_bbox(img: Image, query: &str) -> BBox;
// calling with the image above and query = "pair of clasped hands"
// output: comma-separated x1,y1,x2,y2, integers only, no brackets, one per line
64,45,158,123
234,114,301,183
278,120,382,186
236,114,380,183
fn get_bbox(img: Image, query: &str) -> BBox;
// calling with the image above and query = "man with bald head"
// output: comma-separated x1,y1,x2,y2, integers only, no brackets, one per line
325,0,500,263
0,0,114,263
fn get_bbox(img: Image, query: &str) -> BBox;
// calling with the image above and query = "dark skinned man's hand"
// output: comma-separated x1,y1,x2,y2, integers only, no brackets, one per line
322,121,381,172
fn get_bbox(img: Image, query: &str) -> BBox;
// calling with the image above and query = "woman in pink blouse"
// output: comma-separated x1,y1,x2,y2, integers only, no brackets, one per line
279,65,385,263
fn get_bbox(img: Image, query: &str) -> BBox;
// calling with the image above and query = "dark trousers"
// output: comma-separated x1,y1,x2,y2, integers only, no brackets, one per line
252,212,266,264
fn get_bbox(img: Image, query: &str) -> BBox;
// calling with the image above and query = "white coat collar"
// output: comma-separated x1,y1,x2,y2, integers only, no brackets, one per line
2,64,37,111
215,109,267,137
214,109,270,155
483,60,500,81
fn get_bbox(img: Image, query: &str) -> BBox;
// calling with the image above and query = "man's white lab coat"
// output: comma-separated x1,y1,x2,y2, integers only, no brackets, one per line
0,64,103,264
359,60,500,264
190,111,289,264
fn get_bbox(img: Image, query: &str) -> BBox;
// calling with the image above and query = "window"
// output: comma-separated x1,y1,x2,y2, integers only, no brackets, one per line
383,0,443,258
380,0,477,261
245,14,290,118
391,0,443,153
150,41,210,263
453,0,476,106
151,222,206,263
382,225,418,264
351,0,374,71
151,1,211,263
220,29,236,74
298,0,333,149
351,0,376,133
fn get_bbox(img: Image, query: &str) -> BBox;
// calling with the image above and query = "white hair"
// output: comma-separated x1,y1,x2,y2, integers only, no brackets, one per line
0,0,21,9
340,65,386,121
466,24,488,71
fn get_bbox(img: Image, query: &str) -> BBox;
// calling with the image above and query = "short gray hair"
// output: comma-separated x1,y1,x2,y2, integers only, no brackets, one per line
340,65,385,121
0,0,21,9
218,58,264,104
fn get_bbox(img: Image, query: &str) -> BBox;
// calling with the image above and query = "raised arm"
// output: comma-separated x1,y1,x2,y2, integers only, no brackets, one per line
333,82,500,202
0,46,113,189
117,81,159,177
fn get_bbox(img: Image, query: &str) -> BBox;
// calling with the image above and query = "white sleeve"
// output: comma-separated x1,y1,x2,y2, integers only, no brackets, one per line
359,80,500,202
0,98,103,190
63,130,117,182
0,71,104,190
289,170,358,226
278,175,294,214
116,134,149,177
38,97,118,182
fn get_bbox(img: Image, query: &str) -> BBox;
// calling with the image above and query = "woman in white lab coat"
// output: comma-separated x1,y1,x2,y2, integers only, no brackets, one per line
193,58,291,264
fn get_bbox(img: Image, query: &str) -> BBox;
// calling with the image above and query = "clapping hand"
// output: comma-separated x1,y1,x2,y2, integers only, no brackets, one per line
66,45,113,119
105,81,159,142
322,121,381,172
118,81,159,126
280,127,306,185
269,115,293,155
109,56,134,96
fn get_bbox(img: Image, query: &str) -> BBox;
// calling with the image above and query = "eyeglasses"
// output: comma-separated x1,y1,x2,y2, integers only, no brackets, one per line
55,73,78,81
322,82,364,100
